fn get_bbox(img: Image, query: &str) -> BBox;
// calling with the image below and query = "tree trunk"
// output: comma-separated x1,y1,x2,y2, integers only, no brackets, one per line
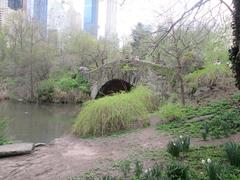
230,0,240,89
176,57,185,106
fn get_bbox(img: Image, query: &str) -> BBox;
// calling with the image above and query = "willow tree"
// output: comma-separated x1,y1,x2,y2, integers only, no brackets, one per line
230,0,240,89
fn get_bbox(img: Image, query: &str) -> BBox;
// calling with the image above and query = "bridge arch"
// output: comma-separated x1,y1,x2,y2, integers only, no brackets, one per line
96,79,133,98
81,60,173,99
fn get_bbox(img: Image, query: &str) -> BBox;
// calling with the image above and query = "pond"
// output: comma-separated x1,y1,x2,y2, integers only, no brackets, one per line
0,101,80,143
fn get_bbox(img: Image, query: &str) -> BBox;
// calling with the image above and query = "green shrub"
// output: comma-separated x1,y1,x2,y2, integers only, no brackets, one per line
179,136,190,153
167,141,181,158
36,79,55,101
57,76,79,91
0,119,8,145
157,95,240,139
143,164,162,179
167,136,191,158
203,159,223,180
73,86,155,137
225,142,240,167
134,161,143,179
166,161,189,180
56,73,90,93
102,176,117,180
119,160,131,177
202,123,209,141
157,103,184,121
210,110,240,138
185,64,232,91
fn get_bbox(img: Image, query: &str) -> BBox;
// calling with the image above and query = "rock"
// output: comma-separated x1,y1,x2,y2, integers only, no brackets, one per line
79,66,89,73
0,143,34,158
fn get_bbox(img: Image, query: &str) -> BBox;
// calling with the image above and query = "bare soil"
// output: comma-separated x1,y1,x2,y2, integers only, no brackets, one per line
1,124,240,180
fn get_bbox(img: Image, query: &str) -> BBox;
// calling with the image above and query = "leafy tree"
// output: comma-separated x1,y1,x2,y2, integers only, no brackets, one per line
1,11,55,101
63,31,120,69
131,22,152,60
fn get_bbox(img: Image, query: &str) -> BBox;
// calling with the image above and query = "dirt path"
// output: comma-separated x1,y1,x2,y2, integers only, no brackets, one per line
0,127,170,180
1,127,240,180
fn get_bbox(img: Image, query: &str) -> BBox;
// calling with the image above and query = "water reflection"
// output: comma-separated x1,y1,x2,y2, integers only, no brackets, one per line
0,101,80,143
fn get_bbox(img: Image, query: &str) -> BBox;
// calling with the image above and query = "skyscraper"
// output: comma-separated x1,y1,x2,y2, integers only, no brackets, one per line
33,0,48,30
8,0,23,10
84,0,98,37
65,6,82,32
0,0,11,27
48,0,65,31
105,0,117,37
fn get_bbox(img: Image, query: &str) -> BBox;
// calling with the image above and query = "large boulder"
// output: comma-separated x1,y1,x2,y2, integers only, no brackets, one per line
0,143,34,158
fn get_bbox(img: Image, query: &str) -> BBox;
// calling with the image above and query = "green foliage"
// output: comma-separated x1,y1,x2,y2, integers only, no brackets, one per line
185,64,232,91
143,164,162,180
56,73,90,93
166,161,189,180
157,103,184,121
36,79,55,101
167,141,181,158
149,145,240,179
57,76,79,91
73,86,156,137
167,136,191,158
131,23,152,60
180,136,190,153
204,160,223,180
36,73,90,102
134,161,143,179
119,160,131,177
102,176,117,180
225,142,240,167
210,109,240,138
202,123,209,141
0,119,9,145
158,94,240,139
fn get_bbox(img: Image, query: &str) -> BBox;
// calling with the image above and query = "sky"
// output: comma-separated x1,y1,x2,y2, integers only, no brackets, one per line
52,0,232,39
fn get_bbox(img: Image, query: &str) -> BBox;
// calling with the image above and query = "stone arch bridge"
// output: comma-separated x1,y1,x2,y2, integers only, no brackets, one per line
81,60,173,99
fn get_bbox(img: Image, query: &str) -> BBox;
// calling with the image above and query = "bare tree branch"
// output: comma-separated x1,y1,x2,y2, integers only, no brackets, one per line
150,0,210,54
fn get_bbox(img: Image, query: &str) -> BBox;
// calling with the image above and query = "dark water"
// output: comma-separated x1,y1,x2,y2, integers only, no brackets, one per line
0,101,80,143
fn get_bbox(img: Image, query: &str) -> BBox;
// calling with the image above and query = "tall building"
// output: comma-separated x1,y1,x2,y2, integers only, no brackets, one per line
84,0,98,37
48,0,65,31
0,0,10,27
33,0,48,30
65,6,82,32
8,0,23,10
105,0,117,37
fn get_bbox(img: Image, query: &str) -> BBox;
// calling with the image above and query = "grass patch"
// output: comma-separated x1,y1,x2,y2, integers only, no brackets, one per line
157,93,240,139
77,145,240,179
73,86,157,137
0,119,10,145
140,145,240,179
157,103,184,121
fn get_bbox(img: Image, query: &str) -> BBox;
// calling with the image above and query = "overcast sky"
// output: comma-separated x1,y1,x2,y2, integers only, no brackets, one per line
58,0,232,39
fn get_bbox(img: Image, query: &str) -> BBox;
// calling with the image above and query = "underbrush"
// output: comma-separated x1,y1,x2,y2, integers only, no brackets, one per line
0,119,9,145
73,86,157,137
73,144,240,180
36,73,90,103
157,93,240,139
185,64,232,93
